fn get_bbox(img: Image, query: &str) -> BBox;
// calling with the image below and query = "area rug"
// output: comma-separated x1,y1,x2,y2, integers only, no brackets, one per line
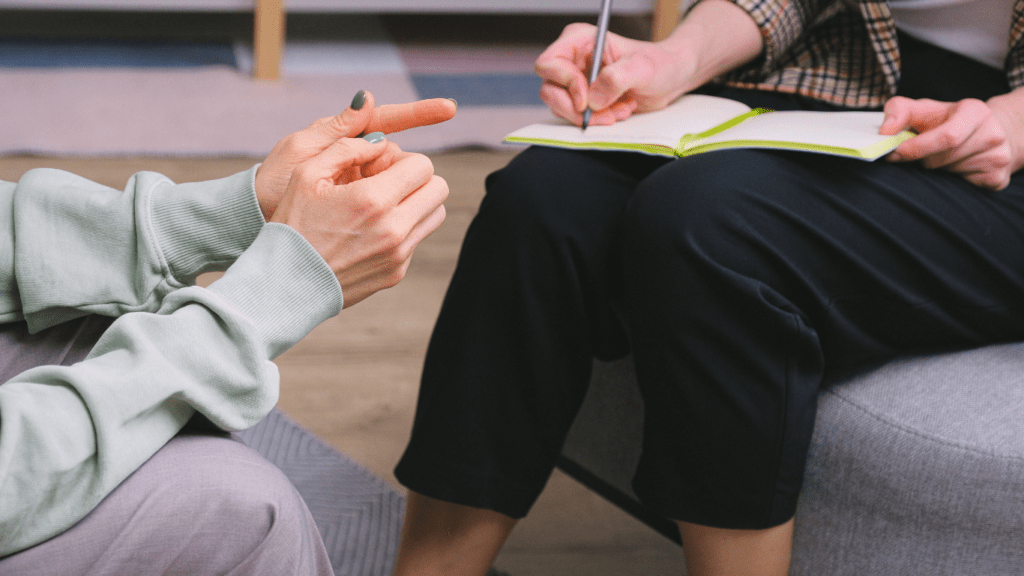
237,408,406,576
239,409,513,576
0,13,557,157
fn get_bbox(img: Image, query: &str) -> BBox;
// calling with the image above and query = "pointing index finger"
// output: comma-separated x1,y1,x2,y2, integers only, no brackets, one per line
365,99,458,134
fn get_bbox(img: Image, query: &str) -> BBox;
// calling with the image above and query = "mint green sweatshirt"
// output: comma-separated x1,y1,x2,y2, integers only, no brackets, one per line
0,166,343,557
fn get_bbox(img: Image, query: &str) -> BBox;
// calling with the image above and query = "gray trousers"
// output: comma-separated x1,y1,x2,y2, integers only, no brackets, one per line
0,316,334,576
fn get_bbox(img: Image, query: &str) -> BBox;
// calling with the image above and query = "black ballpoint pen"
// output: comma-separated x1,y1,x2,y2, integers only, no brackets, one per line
582,0,613,131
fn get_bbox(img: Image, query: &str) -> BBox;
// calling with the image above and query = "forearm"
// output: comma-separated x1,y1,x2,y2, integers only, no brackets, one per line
0,223,342,557
1,167,264,330
660,0,764,92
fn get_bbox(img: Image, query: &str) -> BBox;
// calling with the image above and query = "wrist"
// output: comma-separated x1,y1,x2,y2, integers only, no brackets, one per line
988,90,1024,174
667,0,763,88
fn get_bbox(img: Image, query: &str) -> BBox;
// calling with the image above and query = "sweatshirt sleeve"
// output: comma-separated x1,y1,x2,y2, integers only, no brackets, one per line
0,222,344,557
0,166,266,331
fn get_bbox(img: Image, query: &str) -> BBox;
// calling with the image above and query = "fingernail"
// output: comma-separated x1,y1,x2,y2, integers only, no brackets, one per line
361,131,385,144
447,98,458,109
351,90,368,110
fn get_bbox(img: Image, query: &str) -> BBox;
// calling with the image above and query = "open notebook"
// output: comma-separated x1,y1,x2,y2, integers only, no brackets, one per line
504,94,914,161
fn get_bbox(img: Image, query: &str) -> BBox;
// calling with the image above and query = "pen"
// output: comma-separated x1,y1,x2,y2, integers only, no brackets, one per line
582,0,613,131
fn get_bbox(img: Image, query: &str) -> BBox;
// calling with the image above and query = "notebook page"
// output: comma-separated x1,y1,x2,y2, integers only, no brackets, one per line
505,94,753,149
697,110,891,150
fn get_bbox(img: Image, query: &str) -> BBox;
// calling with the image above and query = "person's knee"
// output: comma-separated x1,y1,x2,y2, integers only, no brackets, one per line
481,147,632,245
623,150,806,281
150,435,326,574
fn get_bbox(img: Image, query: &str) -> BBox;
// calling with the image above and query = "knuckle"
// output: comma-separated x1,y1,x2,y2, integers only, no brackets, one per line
935,131,960,150
349,187,386,217
979,176,1001,190
978,129,1003,148
379,225,406,253
974,170,1006,190
992,149,1012,170
410,153,435,175
279,132,304,150
601,65,630,90
961,98,988,114
364,194,389,218
385,265,408,288
539,81,562,99
274,135,295,155
291,162,320,184
565,22,590,35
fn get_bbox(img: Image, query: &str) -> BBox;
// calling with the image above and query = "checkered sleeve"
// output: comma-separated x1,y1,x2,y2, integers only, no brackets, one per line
1006,0,1024,89
723,0,819,75
695,0,899,108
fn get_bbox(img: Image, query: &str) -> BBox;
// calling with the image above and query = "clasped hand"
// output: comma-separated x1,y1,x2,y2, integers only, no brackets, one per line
256,91,456,307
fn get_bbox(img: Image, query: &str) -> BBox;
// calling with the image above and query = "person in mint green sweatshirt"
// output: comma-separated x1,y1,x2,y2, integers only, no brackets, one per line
0,90,456,574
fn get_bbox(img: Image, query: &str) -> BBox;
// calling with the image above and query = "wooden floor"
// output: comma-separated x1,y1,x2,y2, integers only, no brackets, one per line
0,149,686,575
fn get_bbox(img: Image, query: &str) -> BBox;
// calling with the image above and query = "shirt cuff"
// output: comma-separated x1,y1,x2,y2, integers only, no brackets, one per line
205,222,343,359
149,166,266,285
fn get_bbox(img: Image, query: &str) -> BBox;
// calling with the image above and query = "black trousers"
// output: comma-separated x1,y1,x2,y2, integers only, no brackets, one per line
395,37,1024,529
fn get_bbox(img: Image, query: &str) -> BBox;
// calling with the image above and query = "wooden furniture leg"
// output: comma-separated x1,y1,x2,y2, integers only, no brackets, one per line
651,0,680,41
254,0,284,81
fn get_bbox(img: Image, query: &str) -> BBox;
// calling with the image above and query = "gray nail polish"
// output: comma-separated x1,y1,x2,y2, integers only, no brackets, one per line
351,90,367,110
362,131,385,144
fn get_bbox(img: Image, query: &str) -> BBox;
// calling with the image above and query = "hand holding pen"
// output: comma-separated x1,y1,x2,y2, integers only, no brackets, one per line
534,6,696,128
532,19,659,127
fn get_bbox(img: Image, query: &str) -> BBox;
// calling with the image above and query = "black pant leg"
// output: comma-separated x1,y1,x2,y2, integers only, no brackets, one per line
622,149,1024,529
395,147,667,517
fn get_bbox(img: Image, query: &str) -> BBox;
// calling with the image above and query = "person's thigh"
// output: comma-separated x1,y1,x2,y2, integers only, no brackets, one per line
620,149,1024,528
0,430,333,576
1,318,332,575
395,146,667,518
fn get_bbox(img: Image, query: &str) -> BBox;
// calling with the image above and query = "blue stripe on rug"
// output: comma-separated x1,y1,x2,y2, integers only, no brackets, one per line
0,39,237,68
411,73,544,106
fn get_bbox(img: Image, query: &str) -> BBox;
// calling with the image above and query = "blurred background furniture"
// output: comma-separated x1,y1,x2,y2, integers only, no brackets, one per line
560,345,1024,574
1,0,682,79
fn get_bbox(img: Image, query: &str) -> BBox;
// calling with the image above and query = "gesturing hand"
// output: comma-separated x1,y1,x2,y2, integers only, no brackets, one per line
255,91,456,220
270,135,448,308
880,96,1020,190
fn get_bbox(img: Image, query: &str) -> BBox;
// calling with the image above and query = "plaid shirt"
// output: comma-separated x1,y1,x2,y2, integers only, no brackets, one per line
713,0,1024,108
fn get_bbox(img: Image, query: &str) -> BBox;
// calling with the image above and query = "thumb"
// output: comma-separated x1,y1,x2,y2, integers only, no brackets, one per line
881,97,949,134
880,96,913,135
306,90,378,143
588,53,649,111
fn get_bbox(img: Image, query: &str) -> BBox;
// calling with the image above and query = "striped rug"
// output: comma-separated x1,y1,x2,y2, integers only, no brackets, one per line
0,13,585,157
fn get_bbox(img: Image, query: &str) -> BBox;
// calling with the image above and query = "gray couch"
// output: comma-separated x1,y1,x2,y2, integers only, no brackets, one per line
558,344,1024,574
